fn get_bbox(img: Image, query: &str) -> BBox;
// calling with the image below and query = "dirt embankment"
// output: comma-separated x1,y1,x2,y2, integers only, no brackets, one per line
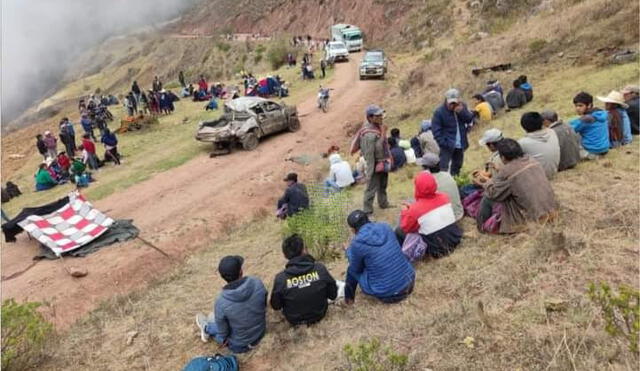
176,0,413,43
1,56,385,329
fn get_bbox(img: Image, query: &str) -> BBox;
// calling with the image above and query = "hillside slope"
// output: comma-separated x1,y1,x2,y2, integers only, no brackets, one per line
1,0,638,369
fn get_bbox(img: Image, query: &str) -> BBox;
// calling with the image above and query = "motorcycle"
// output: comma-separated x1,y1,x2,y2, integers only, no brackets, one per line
317,87,332,113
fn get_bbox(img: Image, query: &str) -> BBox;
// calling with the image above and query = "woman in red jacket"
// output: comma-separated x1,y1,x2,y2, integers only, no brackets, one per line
398,172,463,258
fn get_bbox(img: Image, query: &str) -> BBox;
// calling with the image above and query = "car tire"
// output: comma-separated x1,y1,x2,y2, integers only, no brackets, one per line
288,117,301,132
359,75,365,80
241,132,259,151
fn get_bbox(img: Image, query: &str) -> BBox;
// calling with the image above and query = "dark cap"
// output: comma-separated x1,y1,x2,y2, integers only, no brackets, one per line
347,210,370,231
283,172,298,182
218,255,244,282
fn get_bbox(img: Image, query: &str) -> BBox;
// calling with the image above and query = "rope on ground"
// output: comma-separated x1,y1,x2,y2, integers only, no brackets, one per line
1,261,39,281
136,236,174,260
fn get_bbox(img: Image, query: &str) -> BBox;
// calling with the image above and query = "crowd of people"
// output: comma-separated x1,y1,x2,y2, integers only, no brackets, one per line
33,109,121,192
193,82,639,355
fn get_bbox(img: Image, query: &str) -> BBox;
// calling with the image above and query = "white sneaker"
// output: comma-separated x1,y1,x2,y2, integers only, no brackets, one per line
195,313,210,343
328,280,346,304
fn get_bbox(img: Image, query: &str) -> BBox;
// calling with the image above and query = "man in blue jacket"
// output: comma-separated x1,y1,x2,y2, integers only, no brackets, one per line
196,255,268,353
344,210,415,304
431,88,475,176
569,92,609,160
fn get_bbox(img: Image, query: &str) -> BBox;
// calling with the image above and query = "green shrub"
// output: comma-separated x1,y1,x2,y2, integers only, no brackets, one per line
266,39,290,70
529,39,548,53
282,185,351,261
163,81,181,89
588,282,640,354
215,41,231,52
1,299,53,370
454,171,471,187
344,338,409,371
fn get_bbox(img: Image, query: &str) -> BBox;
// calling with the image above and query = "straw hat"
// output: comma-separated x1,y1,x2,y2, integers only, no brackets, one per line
597,91,629,109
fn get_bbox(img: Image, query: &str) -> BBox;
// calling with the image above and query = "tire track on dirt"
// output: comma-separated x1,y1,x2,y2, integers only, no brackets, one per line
1,55,385,329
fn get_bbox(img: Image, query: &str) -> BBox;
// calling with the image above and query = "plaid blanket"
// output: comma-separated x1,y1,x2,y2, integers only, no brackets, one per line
18,192,113,256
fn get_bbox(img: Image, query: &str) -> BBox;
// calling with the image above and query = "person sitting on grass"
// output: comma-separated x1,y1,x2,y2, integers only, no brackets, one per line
597,91,633,147
541,110,580,171
416,153,464,222
517,75,533,102
344,210,415,305
388,137,406,171
397,172,462,258
505,79,528,110
411,120,440,160
35,163,58,191
277,173,309,218
204,96,218,111
270,234,338,326
569,92,609,160
479,139,557,234
195,255,267,353
517,112,560,179
70,157,91,188
472,94,493,124
325,153,355,193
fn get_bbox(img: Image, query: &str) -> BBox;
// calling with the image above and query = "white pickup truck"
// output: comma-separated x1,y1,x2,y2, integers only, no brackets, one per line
324,41,349,62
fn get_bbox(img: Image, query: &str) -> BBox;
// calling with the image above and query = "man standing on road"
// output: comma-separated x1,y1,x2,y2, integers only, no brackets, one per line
351,105,392,215
432,88,474,176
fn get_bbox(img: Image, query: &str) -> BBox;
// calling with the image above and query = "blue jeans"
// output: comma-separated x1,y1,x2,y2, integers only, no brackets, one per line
323,179,342,195
345,270,414,304
439,147,464,176
204,321,264,353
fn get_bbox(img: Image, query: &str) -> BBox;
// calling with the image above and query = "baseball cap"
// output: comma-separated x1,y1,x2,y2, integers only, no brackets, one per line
621,85,639,95
283,172,298,182
416,153,440,167
445,88,461,104
347,210,370,230
218,255,244,282
365,104,385,116
478,128,503,146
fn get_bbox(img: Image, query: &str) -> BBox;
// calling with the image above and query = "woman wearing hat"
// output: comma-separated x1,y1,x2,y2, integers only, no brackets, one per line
597,91,632,147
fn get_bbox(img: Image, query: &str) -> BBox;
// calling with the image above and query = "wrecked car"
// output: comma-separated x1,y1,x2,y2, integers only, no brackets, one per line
195,97,301,156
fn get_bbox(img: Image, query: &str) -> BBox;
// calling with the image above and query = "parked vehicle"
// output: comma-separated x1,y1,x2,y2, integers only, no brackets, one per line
196,97,300,156
359,50,388,80
330,24,363,52
324,41,349,62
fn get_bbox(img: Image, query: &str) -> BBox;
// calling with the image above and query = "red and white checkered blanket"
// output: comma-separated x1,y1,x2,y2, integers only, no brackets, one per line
18,192,114,256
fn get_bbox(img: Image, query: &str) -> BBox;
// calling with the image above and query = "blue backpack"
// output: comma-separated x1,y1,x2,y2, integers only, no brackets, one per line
182,354,238,371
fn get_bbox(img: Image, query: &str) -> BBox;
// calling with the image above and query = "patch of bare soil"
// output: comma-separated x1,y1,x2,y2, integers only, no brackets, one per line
1,56,384,329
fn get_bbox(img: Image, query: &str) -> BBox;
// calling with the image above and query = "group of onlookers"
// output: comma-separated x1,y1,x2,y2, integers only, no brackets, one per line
34,115,121,191
199,85,640,356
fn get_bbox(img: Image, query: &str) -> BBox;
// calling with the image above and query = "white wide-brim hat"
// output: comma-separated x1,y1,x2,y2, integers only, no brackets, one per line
597,91,629,109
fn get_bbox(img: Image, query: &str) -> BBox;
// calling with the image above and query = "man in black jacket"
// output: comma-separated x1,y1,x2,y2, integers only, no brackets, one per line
270,234,338,325
277,173,310,217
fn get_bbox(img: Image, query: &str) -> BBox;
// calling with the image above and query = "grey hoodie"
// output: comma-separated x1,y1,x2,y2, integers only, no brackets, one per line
518,128,560,179
214,276,267,350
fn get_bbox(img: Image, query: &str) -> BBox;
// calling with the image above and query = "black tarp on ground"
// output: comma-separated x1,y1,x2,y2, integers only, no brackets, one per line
2,196,70,242
33,219,139,260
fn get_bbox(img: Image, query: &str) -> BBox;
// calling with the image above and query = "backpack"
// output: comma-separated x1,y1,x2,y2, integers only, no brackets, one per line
462,190,484,218
182,354,239,371
401,233,427,262
481,203,503,234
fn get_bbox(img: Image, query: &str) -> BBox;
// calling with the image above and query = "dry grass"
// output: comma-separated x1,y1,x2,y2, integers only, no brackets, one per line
13,0,640,369
39,59,639,369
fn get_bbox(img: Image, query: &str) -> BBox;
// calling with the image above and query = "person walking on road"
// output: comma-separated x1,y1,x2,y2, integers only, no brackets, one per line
431,88,474,176
350,105,392,215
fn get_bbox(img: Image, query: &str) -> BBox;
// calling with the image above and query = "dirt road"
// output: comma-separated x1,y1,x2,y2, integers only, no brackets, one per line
1,56,384,329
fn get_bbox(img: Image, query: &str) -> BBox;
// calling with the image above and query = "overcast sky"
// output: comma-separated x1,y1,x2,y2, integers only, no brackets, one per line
1,0,197,124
